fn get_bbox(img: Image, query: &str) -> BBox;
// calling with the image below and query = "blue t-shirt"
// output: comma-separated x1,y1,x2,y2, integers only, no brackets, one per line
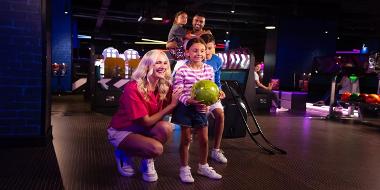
205,54,223,88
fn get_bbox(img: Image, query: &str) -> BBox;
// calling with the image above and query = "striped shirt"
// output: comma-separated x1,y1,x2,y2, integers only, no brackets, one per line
173,63,214,105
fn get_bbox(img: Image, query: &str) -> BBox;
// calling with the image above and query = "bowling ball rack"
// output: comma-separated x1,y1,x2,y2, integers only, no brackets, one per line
330,99,380,126
325,74,380,126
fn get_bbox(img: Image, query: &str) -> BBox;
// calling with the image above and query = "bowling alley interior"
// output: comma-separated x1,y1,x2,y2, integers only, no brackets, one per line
1,0,380,189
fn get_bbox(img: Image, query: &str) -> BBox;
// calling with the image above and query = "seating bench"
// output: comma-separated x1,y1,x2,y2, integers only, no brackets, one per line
274,90,307,112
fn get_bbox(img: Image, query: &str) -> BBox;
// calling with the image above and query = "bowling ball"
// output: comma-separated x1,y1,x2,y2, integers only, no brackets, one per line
191,80,219,106
341,92,351,102
359,93,368,103
366,94,380,104
349,93,360,102
349,74,358,82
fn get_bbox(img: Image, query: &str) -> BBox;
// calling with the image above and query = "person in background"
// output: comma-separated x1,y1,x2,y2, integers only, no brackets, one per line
200,33,227,164
107,50,182,182
186,13,212,38
317,65,360,106
172,13,212,75
338,74,360,95
254,62,288,112
172,38,222,183
167,11,188,60
335,73,360,109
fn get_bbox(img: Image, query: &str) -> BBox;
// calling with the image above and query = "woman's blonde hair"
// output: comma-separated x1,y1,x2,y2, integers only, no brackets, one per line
131,50,172,101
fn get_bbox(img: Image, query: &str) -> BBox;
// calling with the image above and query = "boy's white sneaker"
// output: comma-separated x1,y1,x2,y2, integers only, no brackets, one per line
141,159,158,182
179,166,194,183
114,149,135,177
211,149,228,163
197,163,222,180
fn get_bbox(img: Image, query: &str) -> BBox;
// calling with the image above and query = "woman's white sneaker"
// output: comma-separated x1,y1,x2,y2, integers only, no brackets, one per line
114,149,135,177
197,163,222,179
141,159,158,182
179,166,194,183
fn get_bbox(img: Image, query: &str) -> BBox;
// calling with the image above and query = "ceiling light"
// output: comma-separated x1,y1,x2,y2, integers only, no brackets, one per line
265,26,276,30
64,11,68,14
226,31,229,34
337,36,340,40
325,31,328,34
231,0,236,14
138,16,143,22
152,17,163,21
78,34,91,39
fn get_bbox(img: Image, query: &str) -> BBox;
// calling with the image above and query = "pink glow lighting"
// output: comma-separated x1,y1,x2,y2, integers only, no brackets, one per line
336,49,360,54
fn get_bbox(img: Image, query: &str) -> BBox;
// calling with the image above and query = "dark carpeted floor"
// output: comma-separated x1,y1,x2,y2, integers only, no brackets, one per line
0,141,64,190
48,94,380,190
2,94,380,190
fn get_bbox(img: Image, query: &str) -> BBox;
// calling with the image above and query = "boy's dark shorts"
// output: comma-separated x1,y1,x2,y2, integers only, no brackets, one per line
172,102,208,128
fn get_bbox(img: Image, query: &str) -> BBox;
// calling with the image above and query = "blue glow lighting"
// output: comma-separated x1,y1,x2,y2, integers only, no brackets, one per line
361,44,368,54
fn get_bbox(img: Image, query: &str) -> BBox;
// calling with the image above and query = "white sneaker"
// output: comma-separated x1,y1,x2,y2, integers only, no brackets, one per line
211,149,228,163
114,149,135,177
141,159,158,182
197,163,222,180
276,107,288,112
179,166,194,183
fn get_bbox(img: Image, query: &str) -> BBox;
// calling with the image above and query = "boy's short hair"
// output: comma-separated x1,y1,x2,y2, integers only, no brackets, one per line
199,33,215,44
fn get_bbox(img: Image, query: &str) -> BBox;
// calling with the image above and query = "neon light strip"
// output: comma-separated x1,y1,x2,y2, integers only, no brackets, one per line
336,49,360,54
134,42,166,45
78,34,91,39
141,38,166,43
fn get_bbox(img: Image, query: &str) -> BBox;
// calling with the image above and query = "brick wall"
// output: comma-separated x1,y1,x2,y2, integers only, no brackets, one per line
0,0,44,137
51,0,72,92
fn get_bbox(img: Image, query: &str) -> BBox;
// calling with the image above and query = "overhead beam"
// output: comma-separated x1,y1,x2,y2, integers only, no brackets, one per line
74,12,265,25
95,0,112,32
74,7,140,17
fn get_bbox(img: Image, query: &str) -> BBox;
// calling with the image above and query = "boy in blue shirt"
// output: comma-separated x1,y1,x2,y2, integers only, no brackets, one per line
200,34,227,164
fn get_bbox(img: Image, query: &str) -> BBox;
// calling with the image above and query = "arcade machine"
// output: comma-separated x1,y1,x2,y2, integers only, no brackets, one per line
358,51,380,123
368,51,380,94
209,49,251,137
210,48,286,154
92,47,140,114
123,49,140,77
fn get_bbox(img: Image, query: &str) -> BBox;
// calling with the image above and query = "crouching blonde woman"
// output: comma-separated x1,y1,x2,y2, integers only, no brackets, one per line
107,50,182,182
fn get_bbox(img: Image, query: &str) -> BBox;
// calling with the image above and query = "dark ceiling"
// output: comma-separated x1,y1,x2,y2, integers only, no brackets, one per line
72,0,380,58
